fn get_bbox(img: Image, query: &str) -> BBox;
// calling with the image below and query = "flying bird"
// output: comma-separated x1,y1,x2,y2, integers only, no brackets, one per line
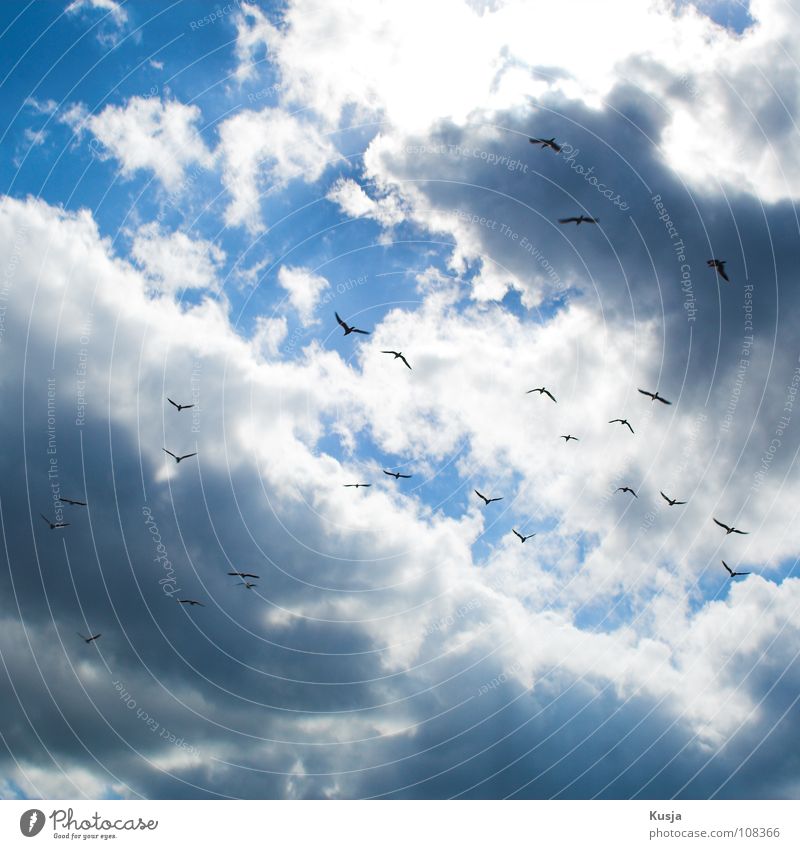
707,259,730,282
239,581,258,590
381,351,412,369
344,483,371,488
616,486,638,498
228,571,260,579
168,398,194,411
40,513,69,530
335,311,369,335
609,418,634,433
163,448,197,464
660,492,687,506
560,434,579,442
722,560,751,578
475,490,503,505
529,137,561,152
527,387,556,402
638,388,672,405
77,632,101,644
177,599,205,606
513,529,536,543
558,215,598,225
383,470,412,479
713,518,749,536
58,497,86,506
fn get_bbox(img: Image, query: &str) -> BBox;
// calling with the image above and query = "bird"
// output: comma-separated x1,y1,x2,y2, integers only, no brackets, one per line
707,259,730,283
558,215,598,225
168,398,194,411
335,311,369,335
228,571,260,579
638,388,672,405
713,518,749,535
529,137,561,152
526,387,556,402
163,448,197,464
77,632,101,644
722,560,751,578
177,599,205,606
560,434,579,442
40,513,69,529
660,492,687,506
383,470,412,479
609,418,634,433
475,489,503,505
58,497,86,506
344,483,371,488
239,581,258,590
513,529,536,543
616,486,638,498
381,351,412,369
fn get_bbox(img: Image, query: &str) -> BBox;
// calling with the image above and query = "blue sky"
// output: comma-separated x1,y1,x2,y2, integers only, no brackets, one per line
1,0,800,801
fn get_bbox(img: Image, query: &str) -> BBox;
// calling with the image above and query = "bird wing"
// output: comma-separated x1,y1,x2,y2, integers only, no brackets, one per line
168,398,179,409
660,492,670,503
722,561,733,575
40,514,52,525
352,328,370,334
335,312,347,329
513,530,523,540
543,390,556,402
626,422,634,432
657,396,672,405
674,500,687,505
558,217,578,223
399,355,412,369
381,351,397,355
609,419,622,424
713,518,730,531
474,490,486,502
179,453,198,460
383,470,396,477
719,268,730,282
732,528,749,535
637,389,654,398
488,497,503,503
163,448,177,459
736,571,751,576
398,474,412,478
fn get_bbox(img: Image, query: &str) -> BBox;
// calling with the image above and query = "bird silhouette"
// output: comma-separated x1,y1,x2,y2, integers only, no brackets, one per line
335,312,369,335
383,470,412,479
713,518,749,535
513,529,536,543
609,418,634,433
177,599,205,606
560,434,579,442
616,486,638,498
40,513,69,529
381,351,412,369
168,398,194,411
660,492,687,506
558,215,598,225
722,560,751,578
707,259,730,282
58,497,86,506
228,571,259,579
239,581,258,590
475,490,503,505
527,387,556,402
529,137,562,152
638,388,672,405
77,632,101,643
344,483,371,488
163,448,197,464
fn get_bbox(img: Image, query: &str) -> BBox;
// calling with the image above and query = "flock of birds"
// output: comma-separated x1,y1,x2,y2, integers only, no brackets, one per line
44,132,750,648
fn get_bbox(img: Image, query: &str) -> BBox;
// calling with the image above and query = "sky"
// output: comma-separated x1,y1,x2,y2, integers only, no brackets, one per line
0,0,799,800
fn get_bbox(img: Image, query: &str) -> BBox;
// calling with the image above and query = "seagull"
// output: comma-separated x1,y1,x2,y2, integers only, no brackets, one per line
58,497,87,506
168,398,194,412
381,351,412,369
513,529,536,543
722,560,751,578
616,486,638,498
638,388,672,405
77,632,101,644
707,259,730,283
383,470,412,479
239,581,258,590
660,492,687,506
163,448,197,464
526,387,557,402
558,215,598,225
177,599,205,606
335,311,369,335
713,518,749,536
609,418,634,433
344,483,371,488
40,513,69,529
475,489,503,505
560,434,579,442
529,137,561,152
228,571,260,579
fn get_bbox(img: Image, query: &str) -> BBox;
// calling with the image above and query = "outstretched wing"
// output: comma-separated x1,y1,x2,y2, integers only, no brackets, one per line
722,560,733,575
543,389,556,402
558,217,578,224
168,398,179,409
163,448,177,459
637,389,654,399
352,327,370,335
399,354,412,370
713,518,730,532
732,528,749,535
335,311,348,329
179,452,198,461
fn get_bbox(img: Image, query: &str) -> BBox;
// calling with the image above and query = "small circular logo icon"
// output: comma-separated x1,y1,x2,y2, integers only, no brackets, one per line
20,809,45,837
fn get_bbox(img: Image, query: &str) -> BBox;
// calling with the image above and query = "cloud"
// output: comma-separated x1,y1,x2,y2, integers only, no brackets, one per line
65,0,129,45
326,178,405,227
277,266,329,324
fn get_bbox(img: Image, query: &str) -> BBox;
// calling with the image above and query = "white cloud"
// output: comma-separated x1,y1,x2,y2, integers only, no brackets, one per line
277,265,329,324
66,0,128,27
326,177,405,227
